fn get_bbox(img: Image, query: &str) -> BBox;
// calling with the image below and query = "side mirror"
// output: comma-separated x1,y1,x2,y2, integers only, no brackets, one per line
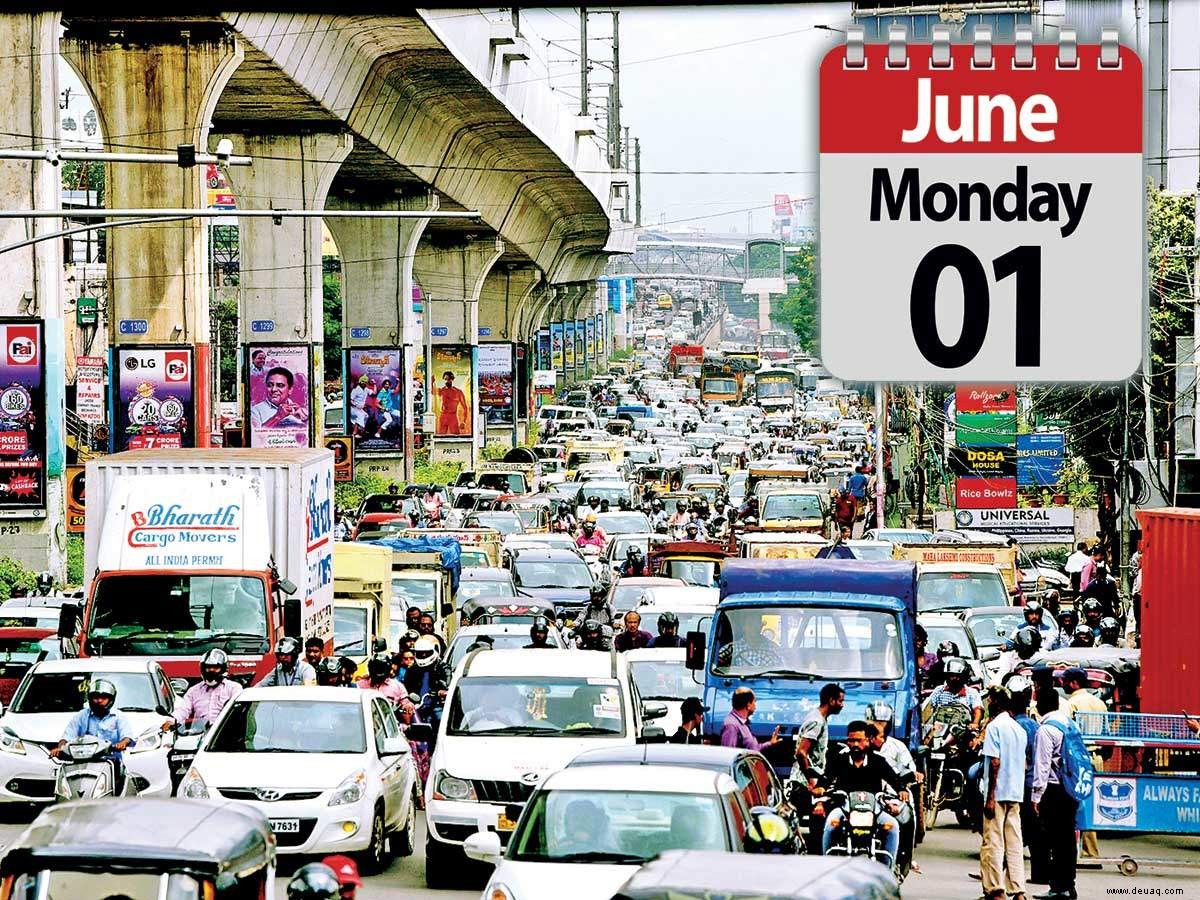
637,724,667,744
277,578,298,596
169,678,190,697
462,830,503,864
404,723,434,744
284,597,301,638
642,701,668,721
380,736,409,756
57,602,79,639
685,630,706,671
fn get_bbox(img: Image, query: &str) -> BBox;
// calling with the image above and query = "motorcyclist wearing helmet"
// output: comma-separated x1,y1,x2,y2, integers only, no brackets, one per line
51,678,136,791
1072,623,1096,648
1098,616,1122,647
683,520,707,542
525,616,554,649
576,618,611,651
356,651,407,704
1054,608,1079,650
551,503,577,535
162,648,242,732
618,545,651,578
316,655,348,686
576,514,607,550
582,582,614,627
923,657,984,733
401,635,449,702
923,640,962,691
255,636,318,686
648,498,669,533
992,625,1042,686
287,862,341,900
648,611,685,648
1011,599,1059,647
1078,560,1122,621
35,570,54,597
1041,588,1062,618
1080,597,1105,641
667,500,691,537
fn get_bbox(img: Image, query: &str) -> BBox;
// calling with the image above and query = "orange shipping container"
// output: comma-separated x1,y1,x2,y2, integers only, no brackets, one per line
1136,508,1200,714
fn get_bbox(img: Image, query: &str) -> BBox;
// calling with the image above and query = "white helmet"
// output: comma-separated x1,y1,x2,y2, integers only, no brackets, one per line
413,635,440,668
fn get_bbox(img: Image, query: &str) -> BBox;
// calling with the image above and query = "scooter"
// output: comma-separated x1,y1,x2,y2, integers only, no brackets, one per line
820,789,909,882
52,736,139,802
168,721,208,794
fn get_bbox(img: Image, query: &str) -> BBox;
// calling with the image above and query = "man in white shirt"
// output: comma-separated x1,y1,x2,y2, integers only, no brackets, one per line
980,687,1028,900
1064,541,1091,594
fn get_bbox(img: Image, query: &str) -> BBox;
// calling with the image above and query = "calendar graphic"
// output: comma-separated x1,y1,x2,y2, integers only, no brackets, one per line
819,24,1143,383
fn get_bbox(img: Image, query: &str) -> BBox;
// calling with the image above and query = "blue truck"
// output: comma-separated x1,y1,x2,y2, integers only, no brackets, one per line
686,558,920,775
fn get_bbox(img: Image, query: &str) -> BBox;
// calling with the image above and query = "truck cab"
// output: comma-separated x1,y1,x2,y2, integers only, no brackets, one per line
333,543,392,677
366,537,463,648
687,559,919,775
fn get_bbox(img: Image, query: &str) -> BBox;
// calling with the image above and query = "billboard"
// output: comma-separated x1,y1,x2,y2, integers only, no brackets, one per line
431,345,473,437
574,320,585,372
246,344,312,448
75,355,105,424
597,314,605,360
955,384,1017,414
479,342,515,425
1017,432,1066,486
949,446,1017,479
956,411,1017,447
607,279,622,313
537,328,550,371
586,318,597,363
550,322,564,369
947,507,1074,544
564,321,576,370
0,322,46,511
66,464,86,533
325,434,354,483
346,348,403,451
955,477,1017,510
113,346,194,451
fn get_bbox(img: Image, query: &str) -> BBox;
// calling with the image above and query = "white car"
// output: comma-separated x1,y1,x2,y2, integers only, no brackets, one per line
625,648,689,734
466,764,759,900
444,623,566,671
424,649,664,888
180,686,419,871
0,657,174,803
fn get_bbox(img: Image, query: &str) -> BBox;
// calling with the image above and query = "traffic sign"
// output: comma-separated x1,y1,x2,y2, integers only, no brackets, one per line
819,26,1143,382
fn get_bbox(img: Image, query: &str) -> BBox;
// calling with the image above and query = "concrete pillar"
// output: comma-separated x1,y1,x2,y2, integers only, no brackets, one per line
478,266,541,449
413,238,504,470
63,23,243,447
325,191,437,483
758,290,774,333
212,131,352,448
0,12,66,578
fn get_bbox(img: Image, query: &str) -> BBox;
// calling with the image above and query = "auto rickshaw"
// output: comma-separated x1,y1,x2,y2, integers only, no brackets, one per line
649,540,728,588
606,418,633,437
0,797,276,900
636,463,683,494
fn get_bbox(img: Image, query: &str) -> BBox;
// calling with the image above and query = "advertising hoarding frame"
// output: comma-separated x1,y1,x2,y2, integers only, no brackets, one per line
111,344,195,453
244,343,314,449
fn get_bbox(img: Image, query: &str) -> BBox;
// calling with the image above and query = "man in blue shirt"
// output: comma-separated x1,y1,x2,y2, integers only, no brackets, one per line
845,465,869,520
51,678,137,793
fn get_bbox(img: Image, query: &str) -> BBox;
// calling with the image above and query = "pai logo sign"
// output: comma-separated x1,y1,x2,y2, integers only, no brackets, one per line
6,326,38,367
164,351,190,383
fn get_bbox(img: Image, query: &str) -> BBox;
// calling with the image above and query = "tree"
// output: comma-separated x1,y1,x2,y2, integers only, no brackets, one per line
770,242,819,353
323,269,342,382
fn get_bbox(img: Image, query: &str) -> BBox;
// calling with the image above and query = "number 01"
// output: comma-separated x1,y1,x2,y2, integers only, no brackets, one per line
909,244,1040,369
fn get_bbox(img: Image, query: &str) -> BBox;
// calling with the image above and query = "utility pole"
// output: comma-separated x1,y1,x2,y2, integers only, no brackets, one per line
1193,178,1200,470
624,126,631,170
875,384,887,529
1121,380,1131,593
916,385,926,527
634,138,642,227
610,10,621,168
579,9,589,116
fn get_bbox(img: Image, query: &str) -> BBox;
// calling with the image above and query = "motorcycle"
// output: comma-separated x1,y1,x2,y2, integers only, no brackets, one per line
53,735,139,802
922,703,978,829
820,789,910,882
168,720,209,794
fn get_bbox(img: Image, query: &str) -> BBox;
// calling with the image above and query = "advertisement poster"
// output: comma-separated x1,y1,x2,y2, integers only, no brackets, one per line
414,352,426,420
516,344,528,420
345,348,403,451
431,345,473,437
564,321,576,370
479,342,515,425
0,321,46,511
586,317,597,362
1017,432,1067,486
597,314,605,361
75,355,105,424
66,464,86,533
945,507,1074,544
550,322,564,369
955,385,1017,414
955,478,1017,510
325,435,354,483
537,329,550,371
114,346,194,451
949,446,1017,479
246,344,312,448
574,319,586,372
956,411,1017,447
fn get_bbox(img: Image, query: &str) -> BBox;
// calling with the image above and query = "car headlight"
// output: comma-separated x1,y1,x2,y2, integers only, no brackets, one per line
433,770,476,801
0,728,25,756
328,770,367,807
129,727,164,754
489,883,515,900
180,767,209,799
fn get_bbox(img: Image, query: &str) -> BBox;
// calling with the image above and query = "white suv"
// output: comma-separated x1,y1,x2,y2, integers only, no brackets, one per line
424,649,665,888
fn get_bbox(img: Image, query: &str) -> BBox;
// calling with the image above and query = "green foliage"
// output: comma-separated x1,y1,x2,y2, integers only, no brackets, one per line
414,459,463,486
771,243,819,354
213,296,239,402
60,161,106,260
0,557,36,602
323,270,343,382
525,420,541,447
334,473,392,514
1031,545,1070,568
67,535,84,586
482,442,509,461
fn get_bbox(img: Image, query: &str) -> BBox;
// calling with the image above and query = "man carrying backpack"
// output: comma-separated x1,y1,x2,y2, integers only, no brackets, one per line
1031,687,1094,900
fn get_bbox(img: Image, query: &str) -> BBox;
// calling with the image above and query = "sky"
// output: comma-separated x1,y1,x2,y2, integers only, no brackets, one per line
523,4,850,235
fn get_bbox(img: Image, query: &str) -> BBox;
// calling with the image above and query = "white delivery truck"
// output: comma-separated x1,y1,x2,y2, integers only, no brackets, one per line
67,449,335,686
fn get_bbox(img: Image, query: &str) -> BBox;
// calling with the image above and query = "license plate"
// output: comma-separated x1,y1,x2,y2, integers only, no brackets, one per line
497,813,518,831
270,819,300,834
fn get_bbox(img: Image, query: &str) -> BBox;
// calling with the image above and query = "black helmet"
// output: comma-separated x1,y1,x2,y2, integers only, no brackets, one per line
200,648,228,686
1014,625,1042,659
943,657,970,679
276,636,301,659
1057,608,1078,627
35,571,53,593
936,640,960,659
530,616,550,639
626,545,644,560
317,656,343,683
1081,598,1103,619
657,611,679,632
1024,599,1043,617
676,500,687,511
1073,624,1095,644
367,652,392,681
1099,617,1121,642
581,618,602,638
588,495,601,505
589,583,608,602
651,498,663,510
286,862,340,900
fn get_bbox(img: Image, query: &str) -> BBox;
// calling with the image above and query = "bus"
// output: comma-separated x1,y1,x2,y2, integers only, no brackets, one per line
754,367,797,411
758,329,792,362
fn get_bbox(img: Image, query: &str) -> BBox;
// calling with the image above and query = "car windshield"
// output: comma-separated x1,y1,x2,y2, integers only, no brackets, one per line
661,560,718,588
0,614,58,629
630,659,691,700
459,579,517,602
11,671,159,714
513,559,592,590
0,637,51,665
704,378,737,394
919,573,1009,612
968,613,1025,648
334,607,369,657
447,633,551,670
509,789,727,862
460,549,492,567
597,513,651,535
762,493,823,521
12,872,202,900
579,485,631,506
756,379,794,399
88,575,268,655
446,677,626,736
206,700,366,753
467,513,524,534
360,495,406,514
920,623,975,659
392,577,436,613
513,508,545,530
712,606,904,680
848,544,895,561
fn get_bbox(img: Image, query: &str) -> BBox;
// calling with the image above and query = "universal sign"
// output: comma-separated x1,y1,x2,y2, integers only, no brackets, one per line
950,506,1074,544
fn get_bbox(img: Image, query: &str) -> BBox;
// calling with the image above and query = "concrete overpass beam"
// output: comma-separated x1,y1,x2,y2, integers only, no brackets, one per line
62,23,243,448
413,237,504,469
0,11,65,577
325,191,438,483
212,130,352,449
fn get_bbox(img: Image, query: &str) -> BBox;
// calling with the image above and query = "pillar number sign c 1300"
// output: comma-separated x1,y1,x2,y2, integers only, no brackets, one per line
819,25,1143,383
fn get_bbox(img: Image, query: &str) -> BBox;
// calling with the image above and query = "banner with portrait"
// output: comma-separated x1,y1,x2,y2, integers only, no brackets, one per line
537,328,550,371
246,344,312,448
586,317,597,363
431,345,473,437
66,465,86,533
597,314,605,361
324,435,354,482
345,348,403,451
0,321,46,510
113,346,195,451
479,342,515,426
550,322,564,370
574,320,585,373
564,321,576,370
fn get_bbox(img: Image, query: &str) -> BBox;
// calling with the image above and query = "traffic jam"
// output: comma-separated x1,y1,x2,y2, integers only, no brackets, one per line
0,287,1189,900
